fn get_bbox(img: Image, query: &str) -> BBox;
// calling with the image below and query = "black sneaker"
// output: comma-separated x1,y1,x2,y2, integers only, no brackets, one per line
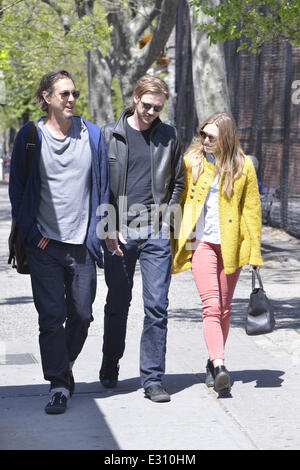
45,392,67,414
99,356,119,388
214,365,231,394
144,384,171,403
205,359,215,387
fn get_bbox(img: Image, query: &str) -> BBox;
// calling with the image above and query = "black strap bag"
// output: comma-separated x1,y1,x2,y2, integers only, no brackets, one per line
245,268,275,336
8,121,38,274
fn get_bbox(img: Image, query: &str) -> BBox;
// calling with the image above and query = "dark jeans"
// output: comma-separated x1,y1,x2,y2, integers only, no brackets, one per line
103,226,172,388
27,241,96,390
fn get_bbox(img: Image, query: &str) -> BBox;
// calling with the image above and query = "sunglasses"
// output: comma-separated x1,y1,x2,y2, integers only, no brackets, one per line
141,101,163,113
200,130,217,143
59,90,80,99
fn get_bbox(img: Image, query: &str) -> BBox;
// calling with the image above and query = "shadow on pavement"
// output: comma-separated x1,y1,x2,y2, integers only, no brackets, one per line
169,297,300,330
0,296,33,305
0,382,120,450
229,369,285,388
164,369,284,393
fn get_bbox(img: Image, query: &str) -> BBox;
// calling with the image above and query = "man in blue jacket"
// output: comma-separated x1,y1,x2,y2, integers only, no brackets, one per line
9,70,109,414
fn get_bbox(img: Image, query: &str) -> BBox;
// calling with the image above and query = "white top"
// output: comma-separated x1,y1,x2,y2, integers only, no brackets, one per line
195,154,221,244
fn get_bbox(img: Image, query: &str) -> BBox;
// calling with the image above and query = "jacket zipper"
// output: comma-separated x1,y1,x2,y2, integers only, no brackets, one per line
149,127,157,205
119,133,129,232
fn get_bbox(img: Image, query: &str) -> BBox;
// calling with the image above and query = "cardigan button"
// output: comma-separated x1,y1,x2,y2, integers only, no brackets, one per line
190,195,194,199
228,219,232,222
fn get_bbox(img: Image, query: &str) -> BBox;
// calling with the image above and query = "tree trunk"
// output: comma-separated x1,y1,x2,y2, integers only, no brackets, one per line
190,0,231,124
175,0,198,151
167,26,176,125
87,49,114,126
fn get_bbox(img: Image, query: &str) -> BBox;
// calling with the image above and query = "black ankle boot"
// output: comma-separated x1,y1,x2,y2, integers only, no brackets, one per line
214,365,231,394
205,359,215,387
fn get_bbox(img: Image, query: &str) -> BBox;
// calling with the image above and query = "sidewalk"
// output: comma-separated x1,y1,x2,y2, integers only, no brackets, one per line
0,185,300,451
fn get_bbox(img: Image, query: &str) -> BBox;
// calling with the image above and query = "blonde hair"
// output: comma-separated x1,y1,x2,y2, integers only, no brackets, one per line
130,74,169,110
185,112,245,199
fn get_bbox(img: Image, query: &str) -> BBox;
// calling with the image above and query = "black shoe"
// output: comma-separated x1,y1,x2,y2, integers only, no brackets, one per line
99,356,119,388
214,366,231,394
144,384,171,403
45,392,67,414
205,359,215,387
69,370,75,397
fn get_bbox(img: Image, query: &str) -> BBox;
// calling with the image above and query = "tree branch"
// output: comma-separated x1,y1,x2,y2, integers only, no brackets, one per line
133,0,163,43
105,0,135,73
137,0,179,74
0,0,24,17
41,0,70,34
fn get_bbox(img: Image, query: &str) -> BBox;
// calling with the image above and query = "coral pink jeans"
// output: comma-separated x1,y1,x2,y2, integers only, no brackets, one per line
191,241,241,361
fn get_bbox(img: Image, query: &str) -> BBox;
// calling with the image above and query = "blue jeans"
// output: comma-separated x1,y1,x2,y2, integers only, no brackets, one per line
103,226,172,388
27,241,96,390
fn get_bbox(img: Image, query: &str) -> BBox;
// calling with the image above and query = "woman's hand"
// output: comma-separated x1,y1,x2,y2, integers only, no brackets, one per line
249,265,261,272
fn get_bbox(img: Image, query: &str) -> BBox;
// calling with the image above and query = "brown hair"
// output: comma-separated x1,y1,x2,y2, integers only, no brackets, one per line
130,74,169,110
35,70,74,112
185,112,245,199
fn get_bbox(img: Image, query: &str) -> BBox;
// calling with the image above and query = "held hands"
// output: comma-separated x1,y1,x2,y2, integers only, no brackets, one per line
105,231,127,257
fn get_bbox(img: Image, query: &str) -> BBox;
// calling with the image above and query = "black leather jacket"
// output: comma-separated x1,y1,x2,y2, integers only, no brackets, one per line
101,108,185,228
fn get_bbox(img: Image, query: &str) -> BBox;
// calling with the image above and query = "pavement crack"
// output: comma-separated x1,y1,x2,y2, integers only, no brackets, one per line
205,385,261,450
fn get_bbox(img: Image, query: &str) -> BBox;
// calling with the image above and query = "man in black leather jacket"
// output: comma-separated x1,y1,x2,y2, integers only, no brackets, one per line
99,75,184,402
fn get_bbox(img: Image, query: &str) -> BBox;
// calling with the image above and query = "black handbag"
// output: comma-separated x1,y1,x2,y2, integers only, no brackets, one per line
245,268,275,336
8,121,38,274
8,220,30,274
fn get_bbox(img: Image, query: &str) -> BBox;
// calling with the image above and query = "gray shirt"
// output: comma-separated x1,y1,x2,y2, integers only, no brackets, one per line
37,117,92,244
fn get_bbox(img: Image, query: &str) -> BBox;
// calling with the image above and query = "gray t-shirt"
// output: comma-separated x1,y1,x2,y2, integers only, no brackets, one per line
37,117,92,244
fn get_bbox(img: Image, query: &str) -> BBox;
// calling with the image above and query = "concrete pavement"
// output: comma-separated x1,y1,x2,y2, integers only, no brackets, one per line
0,184,300,451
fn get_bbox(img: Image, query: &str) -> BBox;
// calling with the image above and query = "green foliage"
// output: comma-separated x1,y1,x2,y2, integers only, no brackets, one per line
189,0,300,53
0,0,110,128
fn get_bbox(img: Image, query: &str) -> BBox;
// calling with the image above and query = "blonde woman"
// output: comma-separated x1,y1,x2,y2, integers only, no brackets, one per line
172,112,263,395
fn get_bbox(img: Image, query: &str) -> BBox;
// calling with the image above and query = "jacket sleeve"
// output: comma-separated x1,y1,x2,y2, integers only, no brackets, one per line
9,123,45,248
241,161,264,266
168,130,185,207
9,126,27,221
94,128,114,242
99,128,110,207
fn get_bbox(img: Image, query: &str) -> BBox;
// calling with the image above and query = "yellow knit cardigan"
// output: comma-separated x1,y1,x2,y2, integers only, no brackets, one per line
171,155,263,275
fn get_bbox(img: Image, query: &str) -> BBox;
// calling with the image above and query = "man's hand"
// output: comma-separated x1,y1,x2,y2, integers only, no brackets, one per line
105,231,127,257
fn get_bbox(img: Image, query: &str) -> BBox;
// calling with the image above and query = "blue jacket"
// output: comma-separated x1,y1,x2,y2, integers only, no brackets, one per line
9,117,110,268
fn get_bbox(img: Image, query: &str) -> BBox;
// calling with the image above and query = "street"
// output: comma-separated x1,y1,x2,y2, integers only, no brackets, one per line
1,183,300,450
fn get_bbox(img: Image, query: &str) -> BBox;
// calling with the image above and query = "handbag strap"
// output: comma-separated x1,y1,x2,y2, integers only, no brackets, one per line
252,268,264,290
